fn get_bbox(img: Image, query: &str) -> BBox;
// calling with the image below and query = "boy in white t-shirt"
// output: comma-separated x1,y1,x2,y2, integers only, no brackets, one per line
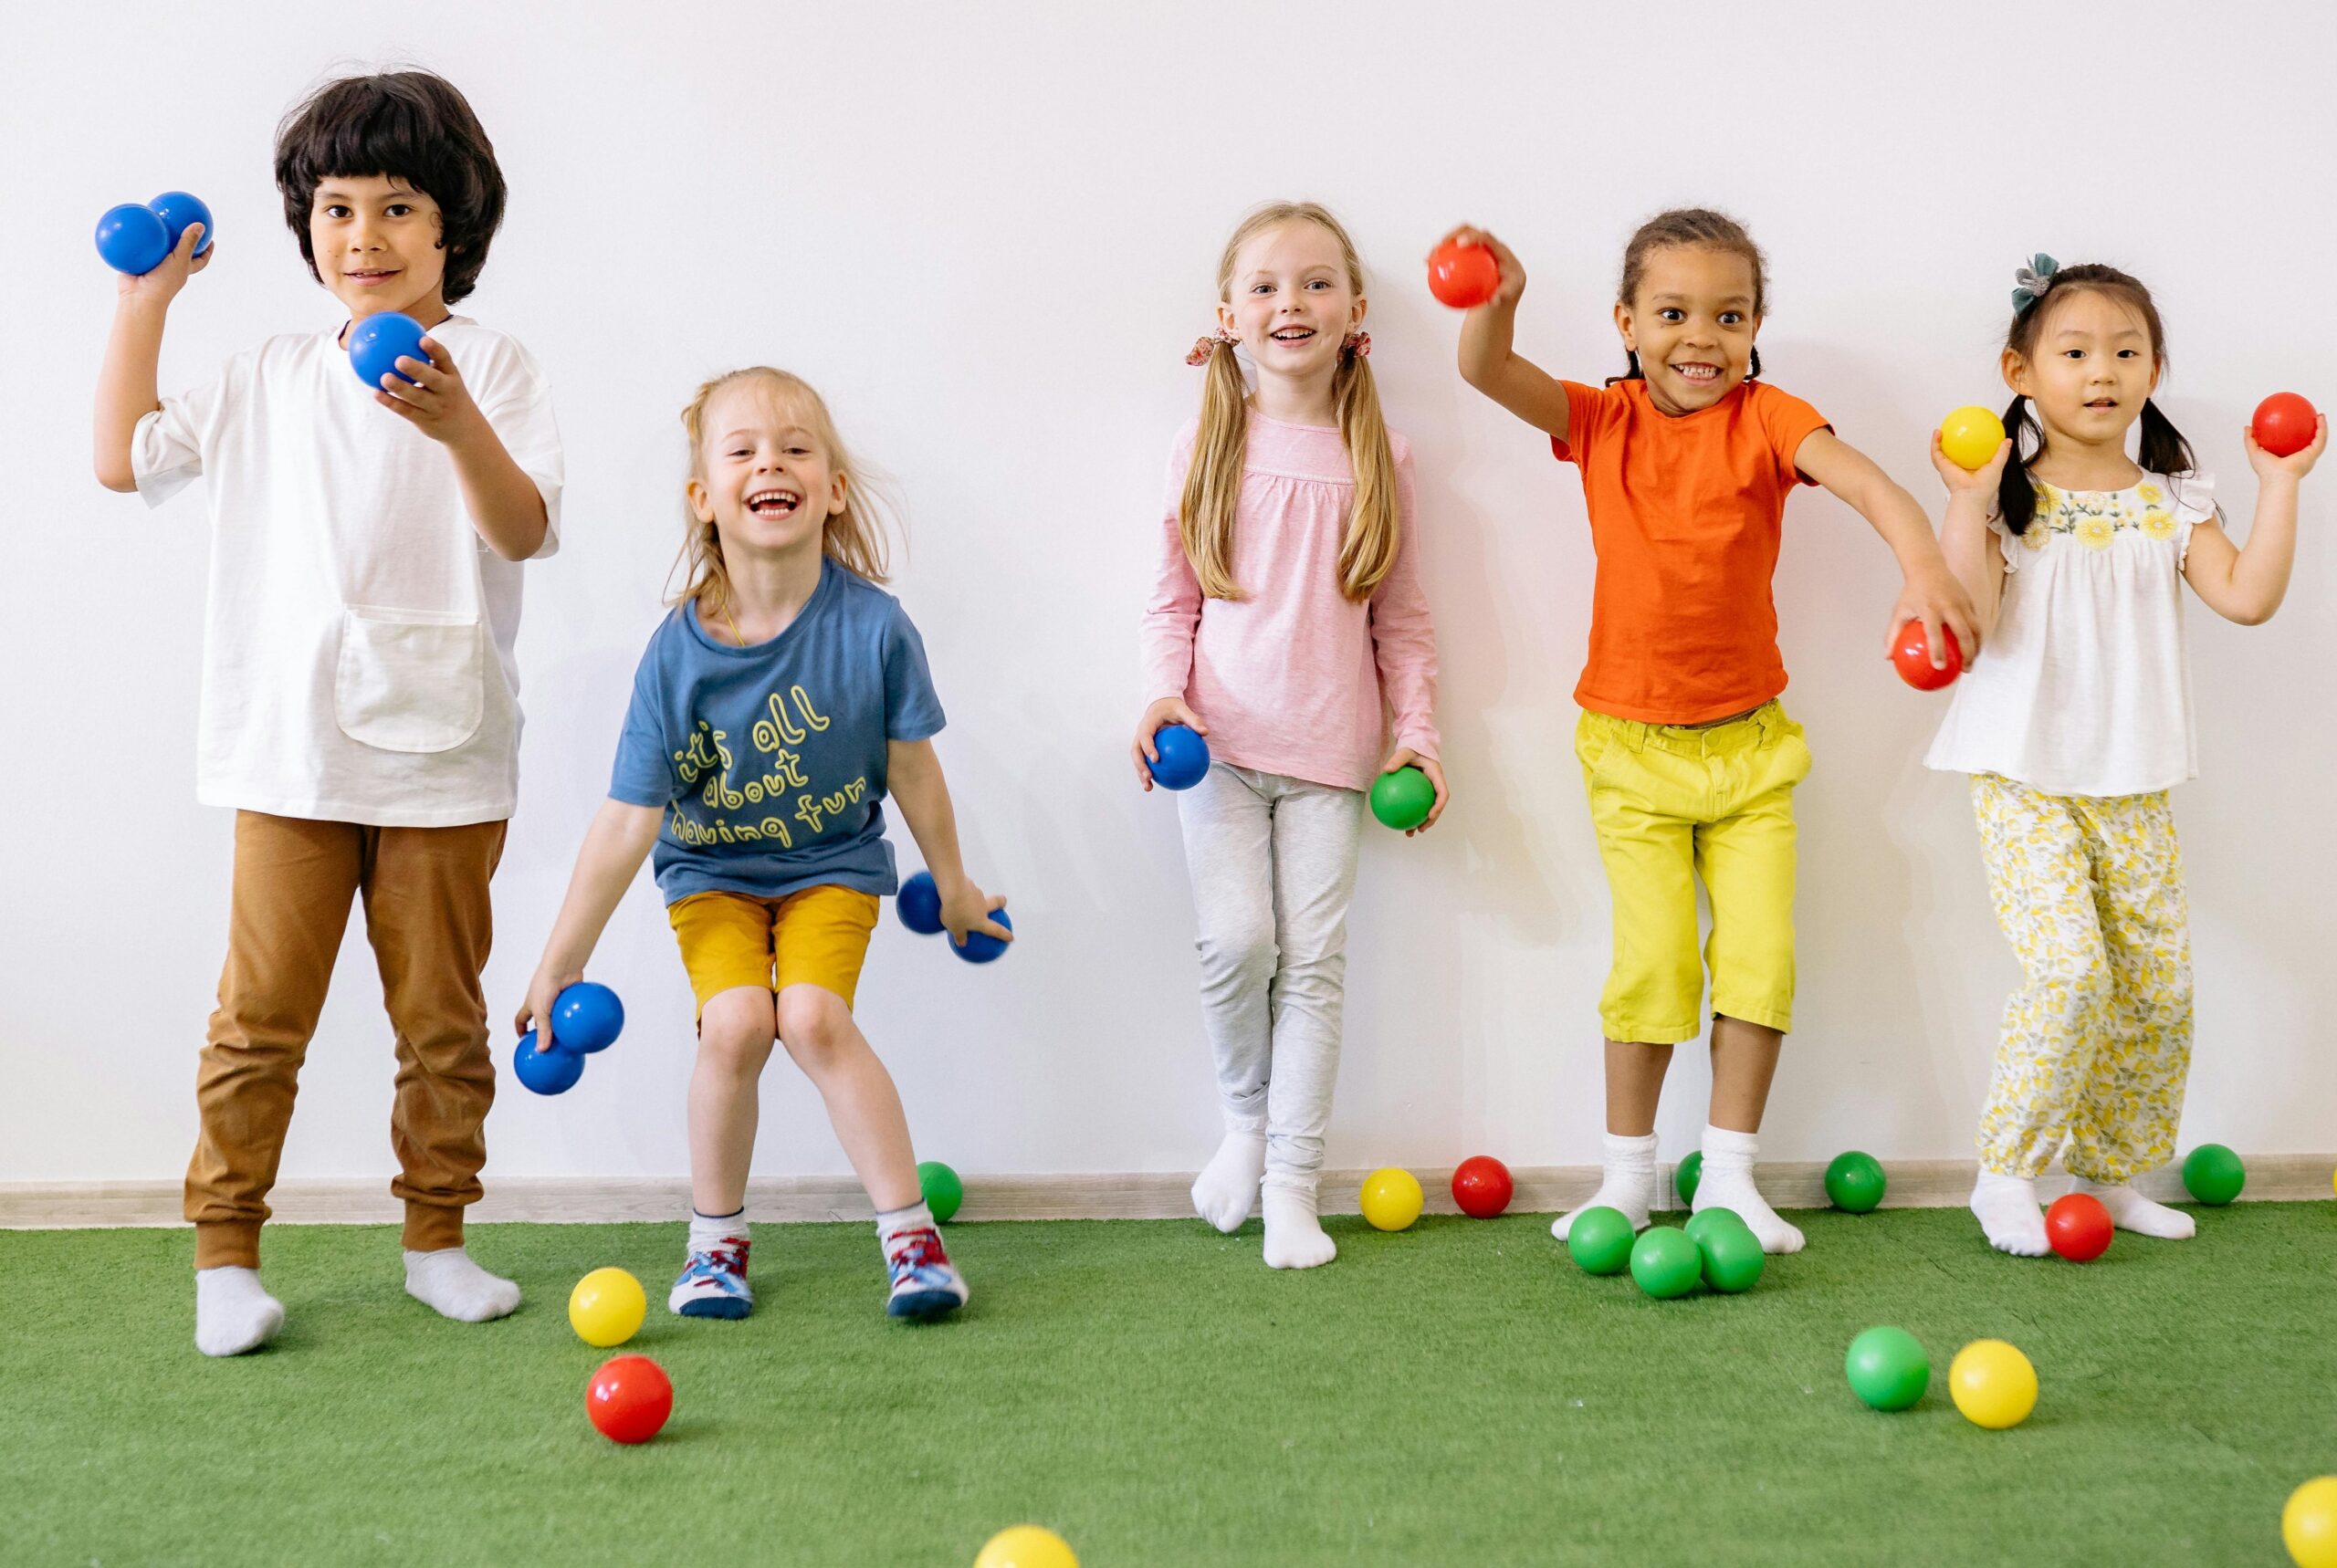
92,70,563,1355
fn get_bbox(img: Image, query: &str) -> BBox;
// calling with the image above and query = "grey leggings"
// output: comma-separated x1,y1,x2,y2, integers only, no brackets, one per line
1177,762,1365,1190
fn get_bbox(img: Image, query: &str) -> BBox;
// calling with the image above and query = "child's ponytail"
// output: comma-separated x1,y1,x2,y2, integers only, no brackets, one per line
1178,337,1252,601
2136,398,2197,485
1996,393,2042,536
1331,340,1399,602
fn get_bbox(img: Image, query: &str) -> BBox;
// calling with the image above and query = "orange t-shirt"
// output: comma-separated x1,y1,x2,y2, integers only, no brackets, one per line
1552,378,1830,724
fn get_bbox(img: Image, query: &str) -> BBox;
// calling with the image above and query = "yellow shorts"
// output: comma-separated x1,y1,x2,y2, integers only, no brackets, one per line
667,884,881,1015
1576,701,1809,1044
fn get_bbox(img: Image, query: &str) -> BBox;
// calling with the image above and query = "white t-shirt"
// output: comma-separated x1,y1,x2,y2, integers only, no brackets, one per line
1925,473,2213,798
134,317,563,827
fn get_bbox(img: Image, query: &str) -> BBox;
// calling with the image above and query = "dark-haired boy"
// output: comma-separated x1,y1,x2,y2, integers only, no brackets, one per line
93,70,562,1355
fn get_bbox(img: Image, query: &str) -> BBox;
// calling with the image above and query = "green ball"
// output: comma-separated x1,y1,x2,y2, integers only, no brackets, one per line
1825,1150,1887,1214
1683,1207,1749,1248
1844,1325,1931,1412
1629,1227,1703,1300
2182,1144,2245,1206
1674,1151,1702,1207
1369,766,1437,831
1698,1222,1765,1293
1566,1206,1636,1276
917,1159,963,1223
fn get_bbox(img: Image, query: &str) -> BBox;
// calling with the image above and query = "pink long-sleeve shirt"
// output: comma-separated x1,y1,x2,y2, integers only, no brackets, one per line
1140,413,1440,793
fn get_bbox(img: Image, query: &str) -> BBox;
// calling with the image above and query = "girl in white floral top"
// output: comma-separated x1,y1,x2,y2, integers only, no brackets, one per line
1924,259,2323,1258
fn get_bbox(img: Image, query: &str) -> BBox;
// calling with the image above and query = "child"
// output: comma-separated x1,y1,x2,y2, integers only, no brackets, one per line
1447,209,1978,1253
1137,201,1444,1270
93,71,562,1355
1925,257,2321,1255
519,367,1001,1321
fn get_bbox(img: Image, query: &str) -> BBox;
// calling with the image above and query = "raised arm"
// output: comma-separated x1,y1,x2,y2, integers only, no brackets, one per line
1441,225,1570,442
1928,427,2015,643
93,224,209,491
2182,418,2324,625
1795,427,1981,669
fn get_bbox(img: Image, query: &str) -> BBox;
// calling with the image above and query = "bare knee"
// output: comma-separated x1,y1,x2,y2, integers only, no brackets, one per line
697,988,777,1078
776,987,861,1075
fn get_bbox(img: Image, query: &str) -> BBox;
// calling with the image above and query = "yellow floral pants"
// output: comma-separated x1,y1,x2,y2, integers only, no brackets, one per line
1972,774,2193,1183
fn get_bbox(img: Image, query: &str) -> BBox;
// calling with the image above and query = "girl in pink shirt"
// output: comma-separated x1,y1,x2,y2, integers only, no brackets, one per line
1134,201,1444,1270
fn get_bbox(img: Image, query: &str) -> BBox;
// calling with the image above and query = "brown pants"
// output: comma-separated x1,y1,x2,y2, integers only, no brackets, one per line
185,810,507,1269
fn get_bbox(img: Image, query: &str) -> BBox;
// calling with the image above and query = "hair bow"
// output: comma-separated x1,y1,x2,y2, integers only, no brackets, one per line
2011,253,2059,314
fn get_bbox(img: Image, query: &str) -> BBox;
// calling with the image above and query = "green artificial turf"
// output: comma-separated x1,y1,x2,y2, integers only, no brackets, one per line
5,1204,2332,1566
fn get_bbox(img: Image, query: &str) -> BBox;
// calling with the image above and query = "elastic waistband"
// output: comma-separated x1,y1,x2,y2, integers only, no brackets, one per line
1581,700,1790,758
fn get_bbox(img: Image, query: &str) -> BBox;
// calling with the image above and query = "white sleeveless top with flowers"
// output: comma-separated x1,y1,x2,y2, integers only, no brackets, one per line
1925,472,2214,798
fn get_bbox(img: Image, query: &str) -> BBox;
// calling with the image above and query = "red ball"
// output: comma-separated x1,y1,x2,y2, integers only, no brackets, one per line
1428,242,1501,309
1892,621,1963,692
586,1354,674,1444
2254,392,2320,459
1451,1155,1514,1218
2045,1192,2112,1262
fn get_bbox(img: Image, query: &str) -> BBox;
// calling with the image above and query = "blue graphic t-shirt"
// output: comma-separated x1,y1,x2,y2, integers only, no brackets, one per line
610,559,945,903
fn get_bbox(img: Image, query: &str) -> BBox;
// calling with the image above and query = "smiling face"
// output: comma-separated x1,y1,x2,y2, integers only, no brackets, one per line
686,376,849,563
1614,246,1761,415
1218,219,1365,389
2003,287,2160,450
309,172,450,323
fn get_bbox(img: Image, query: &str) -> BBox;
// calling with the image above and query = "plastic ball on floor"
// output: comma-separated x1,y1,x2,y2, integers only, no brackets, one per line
551,981,624,1054
513,1030,584,1095
1147,724,1210,790
1947,1339,2036,1429
1825,1151,1887,1213
1892,621,1963,691
1674,1150,1702,1207
1369,765,1436,831
975,1525,1079,1568
1566,1206,1635,1276
1939,404,2007,472
2044,1192,2112,1261
348,309,431,387
147,190,215,256
1629,1227,1703,1299
2255,392,2321,460
2285,1476,2337,1568
897,870,945,935
918,1159,964,1224
1684,1207,1749,1249
568,1267,647,1348
96,203,172,276
1844,1325,1931,1412
2183,1143,2246,1206
1451,1155,1513,1218
951,908,1012,965
1359,1167,1424,1231
1697,1222,1765,1293
586,1354,673,1444
1427,240,1501,309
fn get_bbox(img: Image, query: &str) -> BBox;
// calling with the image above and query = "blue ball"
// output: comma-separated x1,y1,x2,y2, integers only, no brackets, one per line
513,1030,585,1095
348,310,430,387
550,981,624,1054
147,191,214,257
1148,724,1210,790
951,907,1012,965
897,870,945,936
95,204,171,276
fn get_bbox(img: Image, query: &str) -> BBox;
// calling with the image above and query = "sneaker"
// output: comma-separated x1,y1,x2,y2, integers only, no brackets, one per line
883,1226,969,1321
669,1235,754,1320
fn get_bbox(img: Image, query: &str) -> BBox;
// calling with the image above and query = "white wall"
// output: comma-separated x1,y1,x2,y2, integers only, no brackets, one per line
5,0,2332,1187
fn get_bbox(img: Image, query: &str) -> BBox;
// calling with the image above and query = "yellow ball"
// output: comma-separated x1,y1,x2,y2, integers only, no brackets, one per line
1358,1167,1425,1232
2287,1477,2337,1568
1940,405,2007,472
974,1525,1078,1568
568,1267,647,1348
1948,1339,2037,1429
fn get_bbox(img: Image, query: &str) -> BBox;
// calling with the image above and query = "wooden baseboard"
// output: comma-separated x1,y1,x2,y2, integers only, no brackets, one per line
2,1155,2328,1229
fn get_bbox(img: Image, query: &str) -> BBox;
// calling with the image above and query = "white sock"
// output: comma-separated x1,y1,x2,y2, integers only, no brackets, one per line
1552,1132,1659,1240
1191,1124,1267,1234
403,1248,521,1322
875,1198,938,1245
1261,1182,1336,1270
1970,1171,2049,1256
194,1266,284,1357
1694,1125,1804,1254
2072,1176,2196,1239
689,1206,749,1253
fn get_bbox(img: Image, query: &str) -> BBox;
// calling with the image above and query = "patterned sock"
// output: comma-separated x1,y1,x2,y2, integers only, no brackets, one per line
876,1200,968,1321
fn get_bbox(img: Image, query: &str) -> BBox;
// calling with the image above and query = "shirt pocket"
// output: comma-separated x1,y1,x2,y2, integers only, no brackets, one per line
333,604,487,754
